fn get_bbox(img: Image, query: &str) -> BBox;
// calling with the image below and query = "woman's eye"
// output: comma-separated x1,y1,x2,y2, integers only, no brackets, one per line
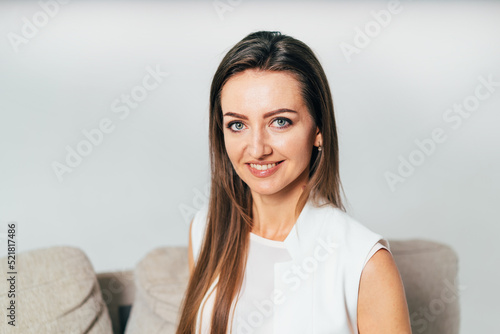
272,118,292,128
228,122,245,132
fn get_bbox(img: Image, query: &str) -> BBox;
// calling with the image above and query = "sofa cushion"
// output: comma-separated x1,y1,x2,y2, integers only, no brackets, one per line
0,245,113,333
125,291,178,333
125,246,189,333
390,239,461,334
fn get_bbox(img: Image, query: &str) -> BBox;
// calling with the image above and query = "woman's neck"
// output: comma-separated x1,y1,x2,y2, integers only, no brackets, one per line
250,184,308,241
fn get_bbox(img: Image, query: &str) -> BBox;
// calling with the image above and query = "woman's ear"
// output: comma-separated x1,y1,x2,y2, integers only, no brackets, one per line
314,126,323,147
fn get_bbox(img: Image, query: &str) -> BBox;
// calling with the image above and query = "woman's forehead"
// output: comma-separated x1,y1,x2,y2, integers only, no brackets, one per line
220,70,306,115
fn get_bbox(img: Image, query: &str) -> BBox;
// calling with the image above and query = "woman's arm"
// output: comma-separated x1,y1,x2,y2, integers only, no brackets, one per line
357,248,412,333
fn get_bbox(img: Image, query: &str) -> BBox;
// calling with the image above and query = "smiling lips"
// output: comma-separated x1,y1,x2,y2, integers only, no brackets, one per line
246,160,284,178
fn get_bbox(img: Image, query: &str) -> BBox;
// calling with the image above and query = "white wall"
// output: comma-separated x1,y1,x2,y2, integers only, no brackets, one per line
0,0,498,332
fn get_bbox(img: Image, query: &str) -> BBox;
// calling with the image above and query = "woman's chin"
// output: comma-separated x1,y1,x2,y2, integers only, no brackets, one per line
247,183,287,197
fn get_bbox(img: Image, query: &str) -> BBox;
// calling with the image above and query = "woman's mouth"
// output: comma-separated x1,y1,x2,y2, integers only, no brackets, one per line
246,161,284,178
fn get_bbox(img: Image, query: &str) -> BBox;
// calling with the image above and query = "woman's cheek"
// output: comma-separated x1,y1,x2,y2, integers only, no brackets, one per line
225,138,244,162
274,131,305,150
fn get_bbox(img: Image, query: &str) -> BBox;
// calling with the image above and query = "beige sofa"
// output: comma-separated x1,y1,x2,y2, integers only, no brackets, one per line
0,240,461,334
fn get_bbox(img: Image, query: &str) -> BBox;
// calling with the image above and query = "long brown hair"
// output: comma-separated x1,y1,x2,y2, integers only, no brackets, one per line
176,31,346,333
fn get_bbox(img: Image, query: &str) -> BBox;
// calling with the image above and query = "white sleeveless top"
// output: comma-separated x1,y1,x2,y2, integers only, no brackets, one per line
191,196,390,334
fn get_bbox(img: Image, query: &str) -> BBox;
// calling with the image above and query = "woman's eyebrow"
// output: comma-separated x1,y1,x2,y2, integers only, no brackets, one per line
223,108,298,120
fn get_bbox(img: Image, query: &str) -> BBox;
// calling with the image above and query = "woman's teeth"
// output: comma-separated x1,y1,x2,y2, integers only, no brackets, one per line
250,162,277,170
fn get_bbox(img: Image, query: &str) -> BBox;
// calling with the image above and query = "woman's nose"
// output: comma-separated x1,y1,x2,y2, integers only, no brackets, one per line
248,127,272,157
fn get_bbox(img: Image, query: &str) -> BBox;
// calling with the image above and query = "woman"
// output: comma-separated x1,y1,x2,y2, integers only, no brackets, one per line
177,31,411,334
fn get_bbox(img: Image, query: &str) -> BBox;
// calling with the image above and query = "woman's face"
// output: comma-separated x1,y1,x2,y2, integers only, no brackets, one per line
221,69,322,198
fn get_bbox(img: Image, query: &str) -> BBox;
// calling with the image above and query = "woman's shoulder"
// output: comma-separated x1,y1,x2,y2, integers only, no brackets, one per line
307,202,388,253
192,202,209,227
191,202,210,263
